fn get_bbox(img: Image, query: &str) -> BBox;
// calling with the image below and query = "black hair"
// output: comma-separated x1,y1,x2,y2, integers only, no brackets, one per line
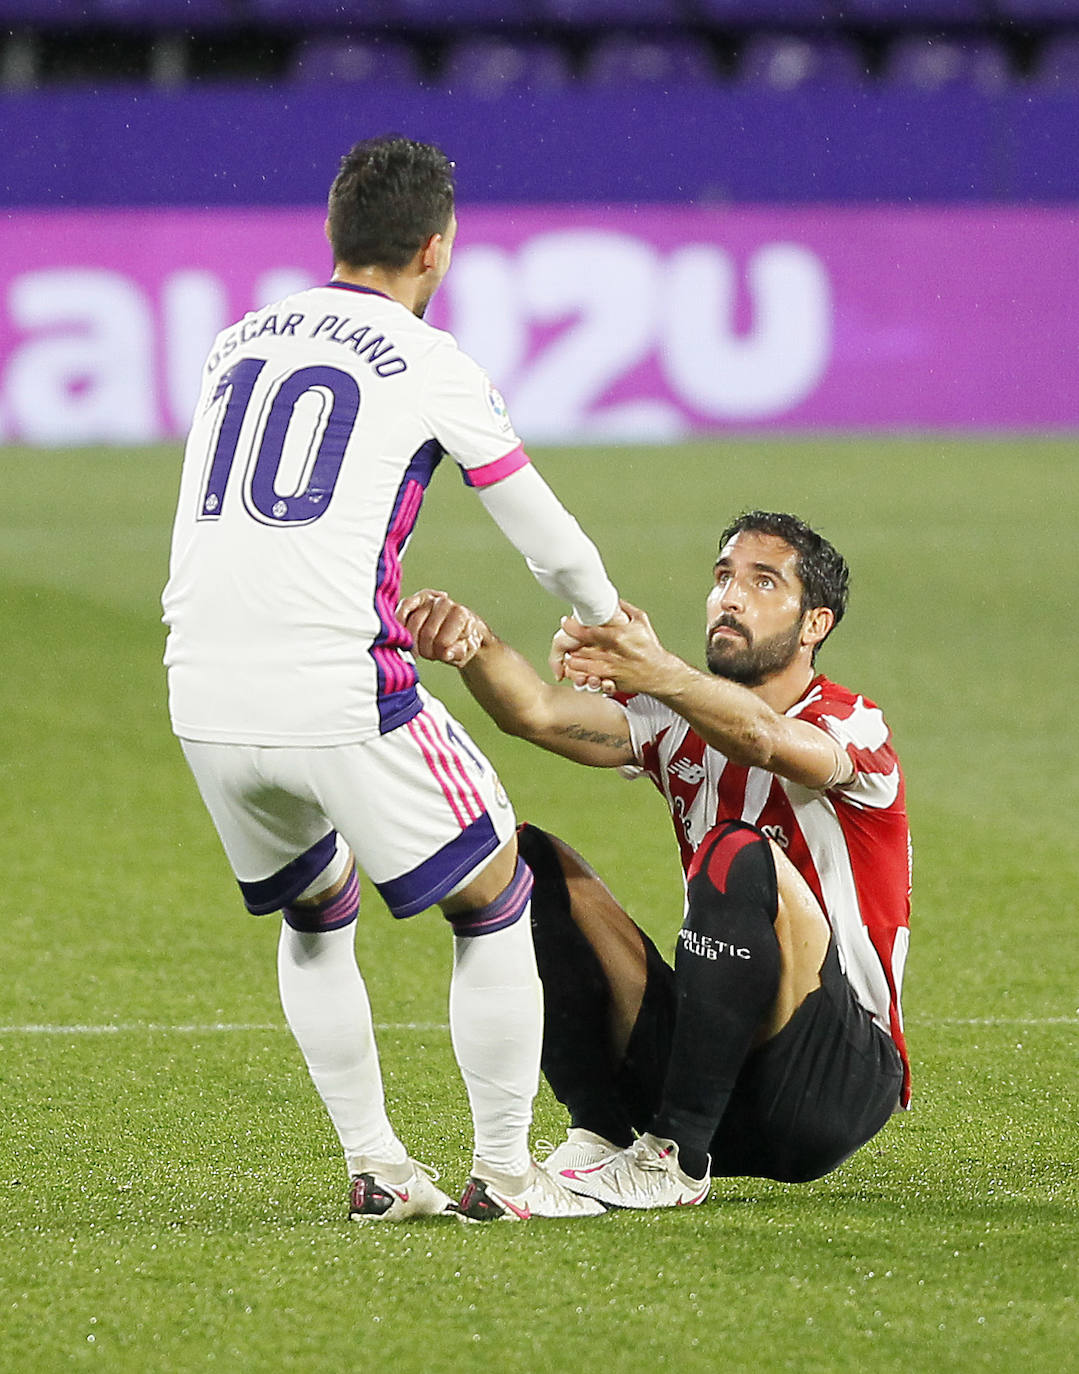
327,135,455,272
717,511,850,656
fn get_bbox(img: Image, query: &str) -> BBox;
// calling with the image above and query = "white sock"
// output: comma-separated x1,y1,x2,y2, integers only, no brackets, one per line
449,909,542,1177
276,921,406,1173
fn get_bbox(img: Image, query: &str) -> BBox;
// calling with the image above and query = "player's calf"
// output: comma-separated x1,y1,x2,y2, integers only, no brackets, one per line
443,853,543,1179
650,821,781,1177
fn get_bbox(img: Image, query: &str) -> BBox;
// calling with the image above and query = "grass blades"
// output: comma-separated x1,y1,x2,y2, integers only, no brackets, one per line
0,438,1076,1373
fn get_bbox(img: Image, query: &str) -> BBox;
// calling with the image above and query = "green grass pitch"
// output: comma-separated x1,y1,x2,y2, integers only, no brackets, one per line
0,437,1076,1373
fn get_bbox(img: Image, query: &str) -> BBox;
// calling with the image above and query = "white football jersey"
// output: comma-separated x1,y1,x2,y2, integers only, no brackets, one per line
162,282,615,745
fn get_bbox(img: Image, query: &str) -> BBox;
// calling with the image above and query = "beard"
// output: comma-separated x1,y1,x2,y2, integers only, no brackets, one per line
706,615,803,687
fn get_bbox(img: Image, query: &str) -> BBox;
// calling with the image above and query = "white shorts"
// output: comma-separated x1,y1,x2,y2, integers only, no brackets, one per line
180,693,516,920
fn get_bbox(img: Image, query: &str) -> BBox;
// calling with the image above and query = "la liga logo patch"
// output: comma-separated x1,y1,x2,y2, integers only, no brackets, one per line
485,378,512,431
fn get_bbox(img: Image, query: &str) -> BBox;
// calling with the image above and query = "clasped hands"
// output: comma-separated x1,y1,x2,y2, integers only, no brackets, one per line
398,589,662,694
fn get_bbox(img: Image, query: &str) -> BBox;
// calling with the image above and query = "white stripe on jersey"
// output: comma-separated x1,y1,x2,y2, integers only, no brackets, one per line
741,766,773,827
783,781,895,1032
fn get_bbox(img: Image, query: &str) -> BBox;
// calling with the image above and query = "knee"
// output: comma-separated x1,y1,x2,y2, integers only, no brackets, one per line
444,855,534,938
685,822,777,922
282,843,360,933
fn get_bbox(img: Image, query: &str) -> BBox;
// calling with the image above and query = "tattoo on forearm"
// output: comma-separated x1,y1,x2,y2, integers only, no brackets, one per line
557,722,633,752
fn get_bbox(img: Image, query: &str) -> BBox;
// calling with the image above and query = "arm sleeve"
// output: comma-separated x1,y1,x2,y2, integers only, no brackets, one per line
419,334,618,622
476,464,620,625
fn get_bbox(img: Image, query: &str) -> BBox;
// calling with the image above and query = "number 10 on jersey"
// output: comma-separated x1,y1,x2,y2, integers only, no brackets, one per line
197,358,360,527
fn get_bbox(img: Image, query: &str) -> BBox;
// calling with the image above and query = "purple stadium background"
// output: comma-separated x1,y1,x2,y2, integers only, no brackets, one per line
1,205,1075,444
2,73,1078,442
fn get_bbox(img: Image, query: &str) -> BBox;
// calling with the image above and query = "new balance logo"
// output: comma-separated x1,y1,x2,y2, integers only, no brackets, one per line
670,757,706,784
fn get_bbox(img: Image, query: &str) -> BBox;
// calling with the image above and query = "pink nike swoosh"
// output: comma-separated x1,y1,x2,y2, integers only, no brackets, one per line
559,1163,609,1179
677,1187,709,1206
497,1195,532,1220
389,1187,410,1203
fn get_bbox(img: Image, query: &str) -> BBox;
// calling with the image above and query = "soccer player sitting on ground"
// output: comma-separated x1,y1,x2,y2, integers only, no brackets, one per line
399,511,911,1209
162,134,623,1223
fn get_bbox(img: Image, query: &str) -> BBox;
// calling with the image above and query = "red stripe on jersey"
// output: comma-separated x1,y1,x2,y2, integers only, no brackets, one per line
624,674,912,1105
715,757,749,822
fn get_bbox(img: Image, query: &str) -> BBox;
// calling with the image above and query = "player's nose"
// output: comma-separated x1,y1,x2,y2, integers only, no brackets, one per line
718,579,746,611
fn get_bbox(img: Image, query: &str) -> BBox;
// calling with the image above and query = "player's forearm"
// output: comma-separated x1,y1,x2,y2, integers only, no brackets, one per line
460,634,633,767
458,633,555,740
644,656,782,769
646,657,848,787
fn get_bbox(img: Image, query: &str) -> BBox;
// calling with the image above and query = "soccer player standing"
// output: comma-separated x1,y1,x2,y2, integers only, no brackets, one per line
401,512,911,1208
161,136,617,1222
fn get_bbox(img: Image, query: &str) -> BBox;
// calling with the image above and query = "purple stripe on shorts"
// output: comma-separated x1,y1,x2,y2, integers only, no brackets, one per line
445,856,533,937
238,830,338,915
375,812,500,920
283,864,360,933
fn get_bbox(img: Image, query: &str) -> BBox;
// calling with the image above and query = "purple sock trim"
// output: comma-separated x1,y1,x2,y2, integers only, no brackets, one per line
446,856,533,937
283,865,361,933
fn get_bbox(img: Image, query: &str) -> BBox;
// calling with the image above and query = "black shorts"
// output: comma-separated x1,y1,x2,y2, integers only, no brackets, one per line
617,933,904,1183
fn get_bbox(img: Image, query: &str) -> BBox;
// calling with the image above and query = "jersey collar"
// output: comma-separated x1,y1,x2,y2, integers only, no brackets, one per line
325,281,393,301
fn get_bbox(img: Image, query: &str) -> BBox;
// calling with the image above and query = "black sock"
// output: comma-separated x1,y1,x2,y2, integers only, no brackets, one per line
651,823,780,1174
518,825,635,1147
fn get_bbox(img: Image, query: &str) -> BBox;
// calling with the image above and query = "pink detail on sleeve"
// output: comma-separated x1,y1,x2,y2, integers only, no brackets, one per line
461,444,530,489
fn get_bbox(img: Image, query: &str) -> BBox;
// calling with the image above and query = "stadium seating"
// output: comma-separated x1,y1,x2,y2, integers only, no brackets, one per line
0,0,94,22
692,1,841,29
387,0,545,28
838,0,990,23
995,0,1079,18
246,0,404,30
582,33,717,85
0,0,1073,99
738,32,868,87
1032,30,1079,82
881,33,1012,89
441,36,574,92
89,0,244,25
288,36,423,85
537,0,689,28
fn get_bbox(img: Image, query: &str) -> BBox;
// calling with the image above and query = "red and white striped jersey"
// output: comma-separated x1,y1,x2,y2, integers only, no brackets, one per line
619,675,912,1105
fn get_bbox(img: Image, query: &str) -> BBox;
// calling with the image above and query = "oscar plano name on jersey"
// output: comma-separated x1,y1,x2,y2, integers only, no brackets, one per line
206,306,409,379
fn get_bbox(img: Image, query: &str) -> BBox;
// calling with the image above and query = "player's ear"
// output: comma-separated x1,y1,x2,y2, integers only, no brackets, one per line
803,606,834,649
420,232,443,271
324,218,332,244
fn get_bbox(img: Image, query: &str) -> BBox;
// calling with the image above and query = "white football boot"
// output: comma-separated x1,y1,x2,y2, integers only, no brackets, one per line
348,1156,456,1221
557,1132,710,1210
542,1127,621,1177
455,1157,607,1221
